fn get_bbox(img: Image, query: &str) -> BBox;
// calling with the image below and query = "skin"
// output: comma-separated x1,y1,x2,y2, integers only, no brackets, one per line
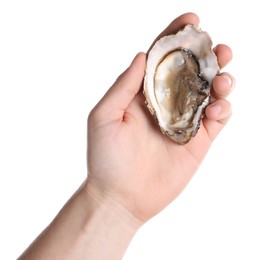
86,12,234,221
19,12,235,260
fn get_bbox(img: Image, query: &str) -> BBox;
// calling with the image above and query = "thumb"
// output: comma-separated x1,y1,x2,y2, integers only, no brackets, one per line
96,52,146,121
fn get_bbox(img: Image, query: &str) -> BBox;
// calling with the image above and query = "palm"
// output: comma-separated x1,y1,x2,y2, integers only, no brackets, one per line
88,89,214,221
120,93,213,220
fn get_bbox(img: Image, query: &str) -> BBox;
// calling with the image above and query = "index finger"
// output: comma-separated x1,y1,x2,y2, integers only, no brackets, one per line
147,12,200,52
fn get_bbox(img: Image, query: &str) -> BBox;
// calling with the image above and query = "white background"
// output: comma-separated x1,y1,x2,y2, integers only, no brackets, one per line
0,1,257,259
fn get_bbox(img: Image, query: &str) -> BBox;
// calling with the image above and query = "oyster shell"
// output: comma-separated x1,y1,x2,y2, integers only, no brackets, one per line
143,24,219,144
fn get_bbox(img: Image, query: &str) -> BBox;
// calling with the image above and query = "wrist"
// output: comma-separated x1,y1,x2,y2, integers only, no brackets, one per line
82,179,143,229
80,179,143,259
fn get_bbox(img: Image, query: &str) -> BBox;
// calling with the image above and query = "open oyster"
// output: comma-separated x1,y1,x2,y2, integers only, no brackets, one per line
143,24,219,144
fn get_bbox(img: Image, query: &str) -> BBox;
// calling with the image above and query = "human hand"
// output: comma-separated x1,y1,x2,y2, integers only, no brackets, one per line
86,12,235,224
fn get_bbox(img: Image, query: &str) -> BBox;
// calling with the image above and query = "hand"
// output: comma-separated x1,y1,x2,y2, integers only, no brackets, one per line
86,12,235,224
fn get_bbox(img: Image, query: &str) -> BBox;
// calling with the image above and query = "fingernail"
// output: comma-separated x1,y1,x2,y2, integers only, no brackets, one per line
222,74,232,86
222,74,235,90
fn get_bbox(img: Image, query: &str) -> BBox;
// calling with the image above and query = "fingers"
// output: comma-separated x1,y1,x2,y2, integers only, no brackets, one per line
203,98,232,141
212,72,235,99
148,12,200,52
148,13,232,70
214,44,233,69
203,71,235,141
205,99,232,124
95,52,146,122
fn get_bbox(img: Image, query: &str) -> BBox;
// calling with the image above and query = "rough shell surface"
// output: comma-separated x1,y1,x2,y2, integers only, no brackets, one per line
143,24,219,144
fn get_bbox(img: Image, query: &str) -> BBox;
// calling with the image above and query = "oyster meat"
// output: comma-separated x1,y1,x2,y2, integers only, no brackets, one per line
144,24,219,144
